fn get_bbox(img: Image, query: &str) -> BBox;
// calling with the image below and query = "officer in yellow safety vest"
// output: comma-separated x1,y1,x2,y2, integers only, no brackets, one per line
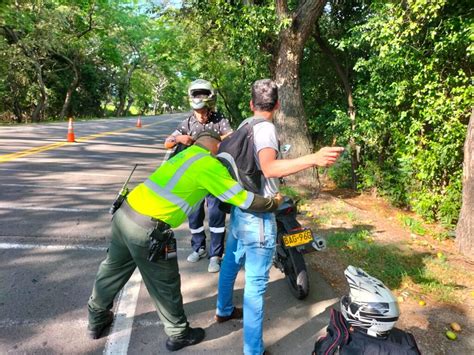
87,130,282,352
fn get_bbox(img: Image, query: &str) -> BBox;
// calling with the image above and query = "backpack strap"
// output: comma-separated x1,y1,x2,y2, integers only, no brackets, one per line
248,117,266,126
313,309,350,355
237,116,267,130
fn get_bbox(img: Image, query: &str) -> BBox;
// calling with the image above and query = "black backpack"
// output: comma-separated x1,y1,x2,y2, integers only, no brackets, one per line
313,308,421,355
217,118,266,194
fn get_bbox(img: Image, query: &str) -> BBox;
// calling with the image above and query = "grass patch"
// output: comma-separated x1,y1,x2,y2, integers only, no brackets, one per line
398,214,427,236
327,228,458,302
345,211,358,222
280,186,308,205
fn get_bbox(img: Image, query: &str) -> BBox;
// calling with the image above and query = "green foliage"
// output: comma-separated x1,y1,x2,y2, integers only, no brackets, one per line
176,0,276,123
306,0,471,225
0,0,470,229
279,186,300,200
328,151,353,189
327,228,457,301
398,215,427,236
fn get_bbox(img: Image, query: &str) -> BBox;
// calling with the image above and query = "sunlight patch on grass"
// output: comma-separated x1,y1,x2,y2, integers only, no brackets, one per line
397,214,427,236
327,229,459,302
280,186,308,205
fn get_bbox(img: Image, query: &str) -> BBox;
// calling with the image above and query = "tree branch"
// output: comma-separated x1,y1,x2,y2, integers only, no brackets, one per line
76,3,95,38
313,25,353,110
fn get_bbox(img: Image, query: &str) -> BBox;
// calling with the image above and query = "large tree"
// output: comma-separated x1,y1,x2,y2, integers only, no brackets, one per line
273,0,326,169
456,109,473,257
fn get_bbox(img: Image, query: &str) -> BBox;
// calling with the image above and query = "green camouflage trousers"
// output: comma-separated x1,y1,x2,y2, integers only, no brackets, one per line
87,207,189,338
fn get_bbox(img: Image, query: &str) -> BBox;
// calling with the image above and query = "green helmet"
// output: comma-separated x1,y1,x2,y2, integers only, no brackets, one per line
188,79,216,110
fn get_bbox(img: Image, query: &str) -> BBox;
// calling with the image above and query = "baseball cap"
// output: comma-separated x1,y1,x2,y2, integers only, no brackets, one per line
194,129,222,142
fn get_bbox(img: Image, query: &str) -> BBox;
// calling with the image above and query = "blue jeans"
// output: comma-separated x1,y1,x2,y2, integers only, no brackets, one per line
188,195,226,257
216,207,276,355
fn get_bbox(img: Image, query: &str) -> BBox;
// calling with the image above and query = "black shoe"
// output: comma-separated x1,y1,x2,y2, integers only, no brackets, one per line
165,327,205,351
214,307,243,323
87,311,114,340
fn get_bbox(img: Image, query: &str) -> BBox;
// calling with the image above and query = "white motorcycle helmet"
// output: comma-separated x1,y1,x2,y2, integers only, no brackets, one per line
188,79,216,110
340,265,400,339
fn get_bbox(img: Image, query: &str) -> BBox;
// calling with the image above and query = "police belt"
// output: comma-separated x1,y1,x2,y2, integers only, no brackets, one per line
121,200,170,231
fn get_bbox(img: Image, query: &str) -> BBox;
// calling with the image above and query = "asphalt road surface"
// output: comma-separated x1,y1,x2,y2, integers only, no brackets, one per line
0,114,337,354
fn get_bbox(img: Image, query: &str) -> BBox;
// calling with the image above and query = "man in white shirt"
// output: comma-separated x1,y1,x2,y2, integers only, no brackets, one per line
215,79,344,355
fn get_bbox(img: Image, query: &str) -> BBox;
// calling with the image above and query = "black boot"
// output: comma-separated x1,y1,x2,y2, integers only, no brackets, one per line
165,327,205,351
87,311,114,340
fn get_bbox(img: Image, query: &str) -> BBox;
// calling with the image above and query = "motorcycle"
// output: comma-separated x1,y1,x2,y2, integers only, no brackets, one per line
273,196,326,300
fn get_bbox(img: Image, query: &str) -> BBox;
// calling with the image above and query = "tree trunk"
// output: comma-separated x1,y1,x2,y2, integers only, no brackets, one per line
116,63,137,117
1,26,47,122
456,109,474,258
125,96,134,115
273,0,326,184
59,56,80,119
31,60,47,122
313,26,358,188
13,99,23,123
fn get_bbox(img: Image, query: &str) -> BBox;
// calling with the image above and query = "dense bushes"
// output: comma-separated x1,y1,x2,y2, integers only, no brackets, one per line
1,0,471,226
308,0,472,226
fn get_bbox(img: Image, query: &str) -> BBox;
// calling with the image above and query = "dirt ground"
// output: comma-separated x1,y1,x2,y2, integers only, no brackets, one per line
296,184,474,355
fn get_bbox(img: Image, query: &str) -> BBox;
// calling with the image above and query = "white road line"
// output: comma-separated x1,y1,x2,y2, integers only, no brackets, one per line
0,243,107,251
0,245,193,252
1,183,108,191
103,269,141,355
0,242,192,252
0,318,163,328
0,205,105,213
0,167,142,177
104,149,172,355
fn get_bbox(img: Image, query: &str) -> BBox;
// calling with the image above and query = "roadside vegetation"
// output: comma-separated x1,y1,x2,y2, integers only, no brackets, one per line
292,185,474,305
1,2,472,251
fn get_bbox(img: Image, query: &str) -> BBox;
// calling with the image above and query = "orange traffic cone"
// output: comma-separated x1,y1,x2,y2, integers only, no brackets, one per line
136,116,142,128
67,117,75,142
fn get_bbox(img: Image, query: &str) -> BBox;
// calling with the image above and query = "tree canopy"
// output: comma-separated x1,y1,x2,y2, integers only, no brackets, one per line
1,0,472,231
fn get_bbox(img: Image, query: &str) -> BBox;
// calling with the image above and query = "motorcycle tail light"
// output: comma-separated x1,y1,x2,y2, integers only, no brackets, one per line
289,227,304,232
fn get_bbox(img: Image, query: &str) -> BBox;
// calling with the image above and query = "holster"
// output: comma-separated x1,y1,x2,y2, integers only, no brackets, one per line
147,226,177,262
119,200,176,262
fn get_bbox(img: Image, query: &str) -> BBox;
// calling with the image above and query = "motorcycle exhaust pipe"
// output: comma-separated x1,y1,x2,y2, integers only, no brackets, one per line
311,236,327,251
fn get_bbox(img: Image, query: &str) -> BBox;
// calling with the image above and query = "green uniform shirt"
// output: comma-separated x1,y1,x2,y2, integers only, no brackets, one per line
127,144,254,228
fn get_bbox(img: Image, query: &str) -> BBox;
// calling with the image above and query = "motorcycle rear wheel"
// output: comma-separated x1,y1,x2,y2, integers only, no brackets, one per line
284,248,309,299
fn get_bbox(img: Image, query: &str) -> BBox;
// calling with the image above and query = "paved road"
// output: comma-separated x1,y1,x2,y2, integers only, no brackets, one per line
0,115,337,354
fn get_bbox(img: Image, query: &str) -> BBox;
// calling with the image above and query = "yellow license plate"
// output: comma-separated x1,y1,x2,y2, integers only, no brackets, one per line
282,229,313,247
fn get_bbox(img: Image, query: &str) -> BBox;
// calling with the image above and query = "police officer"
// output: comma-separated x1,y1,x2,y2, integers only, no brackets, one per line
164,79,232,273
87,130,282,352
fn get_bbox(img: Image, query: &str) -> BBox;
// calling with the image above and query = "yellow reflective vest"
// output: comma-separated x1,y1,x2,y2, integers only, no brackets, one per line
127,144,254,228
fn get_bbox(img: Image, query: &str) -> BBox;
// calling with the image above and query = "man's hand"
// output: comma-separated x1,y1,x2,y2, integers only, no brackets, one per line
221,132,232,140
273,192,284,206
311,147,345,167
176,135,195,146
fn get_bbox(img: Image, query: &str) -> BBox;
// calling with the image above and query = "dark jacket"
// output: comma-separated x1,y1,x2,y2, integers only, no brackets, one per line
313,308,421,355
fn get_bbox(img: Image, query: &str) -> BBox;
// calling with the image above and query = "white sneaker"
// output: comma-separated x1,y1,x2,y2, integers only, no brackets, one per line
208,256,221,273
187,248,207,263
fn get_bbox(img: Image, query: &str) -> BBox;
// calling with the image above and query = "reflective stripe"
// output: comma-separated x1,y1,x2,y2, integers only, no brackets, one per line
259,216,264,246
166,153,208,189
216,184,244,203
210,226,226,233
216,152,241,184
144,179,193,215
242,191,254,210
190,226,205,234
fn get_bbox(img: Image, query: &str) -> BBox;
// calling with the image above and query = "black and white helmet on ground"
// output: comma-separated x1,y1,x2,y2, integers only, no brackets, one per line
188,79,216,110
340,265,400,339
